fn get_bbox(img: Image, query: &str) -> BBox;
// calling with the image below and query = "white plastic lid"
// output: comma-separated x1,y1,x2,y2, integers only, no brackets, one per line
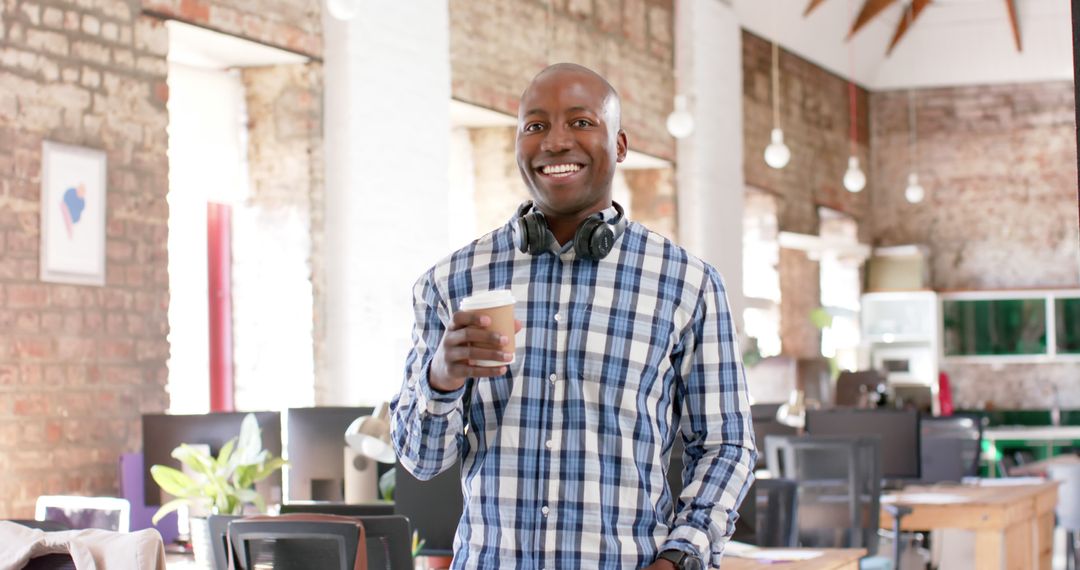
460,289,516,310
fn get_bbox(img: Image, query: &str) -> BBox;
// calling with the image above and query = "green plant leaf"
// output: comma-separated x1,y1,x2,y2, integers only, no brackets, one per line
150,465,196,498
234,413,263,465
252,458,288,483
151,498,189,525
172,444,216,477
217,438,236,469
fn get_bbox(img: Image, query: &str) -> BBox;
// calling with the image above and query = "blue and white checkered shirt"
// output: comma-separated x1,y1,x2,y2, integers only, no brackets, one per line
391,205,756,569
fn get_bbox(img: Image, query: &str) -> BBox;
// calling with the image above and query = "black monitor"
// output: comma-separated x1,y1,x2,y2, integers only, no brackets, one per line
804,408,921,482
142,411,283,506
283,407,375,502
393,461,462,556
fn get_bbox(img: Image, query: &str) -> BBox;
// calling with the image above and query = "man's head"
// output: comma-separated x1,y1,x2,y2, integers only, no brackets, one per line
515,63,628,222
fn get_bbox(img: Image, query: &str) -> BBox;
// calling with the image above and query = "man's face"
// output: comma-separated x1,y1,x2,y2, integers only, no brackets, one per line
515,70,628,219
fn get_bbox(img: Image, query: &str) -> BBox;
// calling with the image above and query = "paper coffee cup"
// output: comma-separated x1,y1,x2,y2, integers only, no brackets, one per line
459,289,516,367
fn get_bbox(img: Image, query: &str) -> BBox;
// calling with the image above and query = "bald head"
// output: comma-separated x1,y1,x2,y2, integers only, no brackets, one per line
520,63,622,132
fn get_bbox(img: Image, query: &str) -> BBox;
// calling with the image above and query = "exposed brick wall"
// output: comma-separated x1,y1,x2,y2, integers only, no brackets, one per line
742,31,871,237
449,0,675,162
622,167,676,241
778,248,821,359
469,127,528,234
870,81,1080,409
0,2,171,517
141,0,320,57
0,0,322,517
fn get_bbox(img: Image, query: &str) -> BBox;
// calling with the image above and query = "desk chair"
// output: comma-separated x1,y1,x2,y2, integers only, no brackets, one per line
732,478,799,547
34,496,130,532
228,514,368,570
225,513,412,570
919,414,983,483
280,502,395,517
764,435,882,554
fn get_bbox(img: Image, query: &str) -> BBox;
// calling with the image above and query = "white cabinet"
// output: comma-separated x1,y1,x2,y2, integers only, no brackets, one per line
860,291,940,410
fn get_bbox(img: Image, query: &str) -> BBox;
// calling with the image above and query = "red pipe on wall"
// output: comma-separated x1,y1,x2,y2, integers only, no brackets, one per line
207,202,235,412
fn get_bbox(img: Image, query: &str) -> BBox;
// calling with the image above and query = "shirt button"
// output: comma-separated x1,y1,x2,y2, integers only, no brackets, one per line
548,374,557,383
553,313,562,322
541,506,549,516
545,440,552,449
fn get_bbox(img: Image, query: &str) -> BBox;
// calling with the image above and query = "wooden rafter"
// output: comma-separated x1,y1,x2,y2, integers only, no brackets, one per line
804,0,828,17
849,0,900,38
886,0,932,54
1005,0,1022,52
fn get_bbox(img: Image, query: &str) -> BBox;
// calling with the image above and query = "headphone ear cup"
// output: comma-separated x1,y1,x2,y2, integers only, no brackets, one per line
574,218,615,260
520,212,550,255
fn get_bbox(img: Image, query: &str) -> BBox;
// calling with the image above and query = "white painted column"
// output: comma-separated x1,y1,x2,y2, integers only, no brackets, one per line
322,1,452,406
675,0,745,321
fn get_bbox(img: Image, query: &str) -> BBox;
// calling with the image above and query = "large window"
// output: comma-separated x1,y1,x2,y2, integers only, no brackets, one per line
941,291,1080,359
818,208,863,372
743,189,782,358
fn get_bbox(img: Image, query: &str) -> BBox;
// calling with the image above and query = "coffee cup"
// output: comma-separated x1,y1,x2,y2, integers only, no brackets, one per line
459,289,516,367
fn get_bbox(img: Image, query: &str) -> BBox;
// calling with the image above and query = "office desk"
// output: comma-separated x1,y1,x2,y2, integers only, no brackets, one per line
723,548,865,570
880,481,1059,570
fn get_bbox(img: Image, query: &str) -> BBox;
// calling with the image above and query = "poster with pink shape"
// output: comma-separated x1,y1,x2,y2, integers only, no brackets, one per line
40,141,107,286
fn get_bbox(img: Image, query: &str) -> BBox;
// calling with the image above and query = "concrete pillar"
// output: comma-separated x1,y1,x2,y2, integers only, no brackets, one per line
322,1,452,406
674,0,745,320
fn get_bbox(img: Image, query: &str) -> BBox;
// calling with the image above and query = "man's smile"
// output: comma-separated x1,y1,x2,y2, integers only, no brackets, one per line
536,162,585,180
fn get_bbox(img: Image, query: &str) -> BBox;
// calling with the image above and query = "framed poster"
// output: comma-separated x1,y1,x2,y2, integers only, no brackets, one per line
39,141,107,286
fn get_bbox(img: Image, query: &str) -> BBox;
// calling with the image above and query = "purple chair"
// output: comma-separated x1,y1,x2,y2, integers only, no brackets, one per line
120,452,178,544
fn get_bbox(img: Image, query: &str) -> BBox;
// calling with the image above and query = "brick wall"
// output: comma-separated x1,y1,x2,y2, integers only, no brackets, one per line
0,1,171,517
448,0,675,162
743,31,871,237
870,81,1080,409
741,31,871,357
0,0,321,517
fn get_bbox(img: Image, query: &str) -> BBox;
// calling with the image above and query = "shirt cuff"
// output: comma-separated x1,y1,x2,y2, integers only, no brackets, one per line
416,365,465,416
661,525,711,568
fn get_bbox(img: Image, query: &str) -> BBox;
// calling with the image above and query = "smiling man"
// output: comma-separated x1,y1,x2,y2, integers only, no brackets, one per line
391,63,756,570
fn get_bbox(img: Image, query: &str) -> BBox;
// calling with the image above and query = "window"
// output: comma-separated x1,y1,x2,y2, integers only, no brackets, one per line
818,208,863,372
743,189,781,358
1056,297,1080,354
939,291,1080,360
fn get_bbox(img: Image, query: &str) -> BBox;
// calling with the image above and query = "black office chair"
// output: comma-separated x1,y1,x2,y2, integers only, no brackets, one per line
920,413,983,483
208,514,242,570
280,502,395,517
732,479,799,547
228,514,368,570
9,519,71,532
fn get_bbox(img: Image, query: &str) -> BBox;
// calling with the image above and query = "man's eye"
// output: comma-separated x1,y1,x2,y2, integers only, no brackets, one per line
572,119,593,128
524,123,544,133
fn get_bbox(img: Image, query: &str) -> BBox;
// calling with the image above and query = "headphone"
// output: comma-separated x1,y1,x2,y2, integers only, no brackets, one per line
515,201,625,260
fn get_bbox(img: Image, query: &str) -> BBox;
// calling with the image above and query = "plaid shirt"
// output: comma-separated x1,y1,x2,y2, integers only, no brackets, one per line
391,205,756,569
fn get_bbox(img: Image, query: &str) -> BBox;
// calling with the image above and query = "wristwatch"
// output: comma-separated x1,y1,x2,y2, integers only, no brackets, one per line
657,549,704,570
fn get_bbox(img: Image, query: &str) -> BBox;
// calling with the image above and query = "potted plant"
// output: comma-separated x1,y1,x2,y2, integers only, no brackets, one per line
150,413,286,567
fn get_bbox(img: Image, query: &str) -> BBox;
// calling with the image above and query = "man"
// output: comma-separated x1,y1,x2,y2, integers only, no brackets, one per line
391,63,756,569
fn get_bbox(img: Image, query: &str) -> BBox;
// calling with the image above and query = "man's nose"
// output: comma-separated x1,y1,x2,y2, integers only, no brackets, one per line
539,124,573,153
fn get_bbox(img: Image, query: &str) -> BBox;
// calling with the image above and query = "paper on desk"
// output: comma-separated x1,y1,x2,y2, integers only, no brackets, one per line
724,542,824,561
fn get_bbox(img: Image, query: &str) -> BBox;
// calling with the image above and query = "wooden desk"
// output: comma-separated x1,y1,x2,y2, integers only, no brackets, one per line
880,481,1059,570
723,548,865,570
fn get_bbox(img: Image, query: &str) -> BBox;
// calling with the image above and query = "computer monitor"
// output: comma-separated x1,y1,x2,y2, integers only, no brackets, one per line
804,408,921,482
393,461,462,556
142,412,283,506
283,407,375,502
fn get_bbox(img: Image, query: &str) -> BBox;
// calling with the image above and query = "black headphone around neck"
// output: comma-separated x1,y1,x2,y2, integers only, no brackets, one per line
515,201,626,261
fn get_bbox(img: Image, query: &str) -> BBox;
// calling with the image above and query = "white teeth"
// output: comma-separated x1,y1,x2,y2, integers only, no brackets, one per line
542,164,582,175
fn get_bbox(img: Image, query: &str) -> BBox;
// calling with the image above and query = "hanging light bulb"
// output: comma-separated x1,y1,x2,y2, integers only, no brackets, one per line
843,156,866,193
325,0,359,21
764,128,791,169
905,172,924,203
666,95,694,139
764,30,790,169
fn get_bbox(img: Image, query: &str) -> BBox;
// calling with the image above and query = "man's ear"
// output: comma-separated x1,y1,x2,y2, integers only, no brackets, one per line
615,130,628,163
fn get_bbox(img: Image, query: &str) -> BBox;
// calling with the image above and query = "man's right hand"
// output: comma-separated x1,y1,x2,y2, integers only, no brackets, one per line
428,310,519,393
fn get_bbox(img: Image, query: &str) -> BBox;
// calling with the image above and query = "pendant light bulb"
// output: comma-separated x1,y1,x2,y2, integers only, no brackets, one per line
843,156,866,193
666,95,695,139
326,0,359,21
764,128,791,169
905,172,925,203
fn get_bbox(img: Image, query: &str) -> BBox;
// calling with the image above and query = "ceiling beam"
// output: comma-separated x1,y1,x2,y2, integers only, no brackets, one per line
849,0,900,38
1005,0,1022,51
886,0,932,55
804,0,828,17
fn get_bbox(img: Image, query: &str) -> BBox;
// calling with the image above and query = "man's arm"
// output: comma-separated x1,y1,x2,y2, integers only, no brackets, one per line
390,275,516,480
390,274,465,480
659,269,757,569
